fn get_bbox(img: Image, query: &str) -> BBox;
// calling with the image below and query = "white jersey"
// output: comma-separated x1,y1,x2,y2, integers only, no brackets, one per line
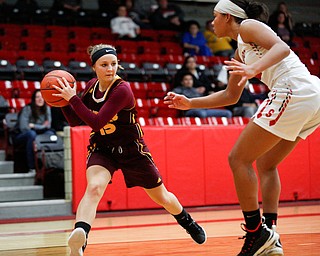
237,19,310,90
237,19,320,141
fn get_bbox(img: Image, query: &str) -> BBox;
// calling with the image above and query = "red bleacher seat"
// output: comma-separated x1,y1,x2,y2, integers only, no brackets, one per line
21,24,46,38
135,98,150,118
68,26,91,40
43,51,70,66
0,80,13,99
138,41,162,55
12,80,40,98
146,82,169,98
158,30,180,42
231,116,250,125
140,29,158,41
0,24,22,37
45,25,69,39
90,27,112,39
178,117,204,126
115,40,139,54
208,56,229,65
206,117,230,125
68,52,90,63
76,81,88,93
0,35,20,51
153,117,180,126
7,98,30,112
16,51,45,68
159,41,183,55
0,50,18,64
45,38,70,52
162,54,184,65
118,53,138,64
20,37,46,52
304,58,319,76
69,38,91,52
141,54,164,66
149,98,179,117
130,82,148,99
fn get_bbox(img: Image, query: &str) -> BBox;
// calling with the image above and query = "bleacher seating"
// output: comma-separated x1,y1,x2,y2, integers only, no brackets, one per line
0,22,319,128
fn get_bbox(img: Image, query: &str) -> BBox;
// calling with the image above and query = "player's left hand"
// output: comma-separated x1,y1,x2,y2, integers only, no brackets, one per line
225,58,257,86
53,77,77,101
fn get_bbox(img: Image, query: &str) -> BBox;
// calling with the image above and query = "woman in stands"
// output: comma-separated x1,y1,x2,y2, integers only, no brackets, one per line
14,89,55,174
53,44,206,256
164,0,320,255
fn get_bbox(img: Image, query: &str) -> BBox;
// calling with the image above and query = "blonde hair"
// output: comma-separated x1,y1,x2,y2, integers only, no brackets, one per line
87,44,123,69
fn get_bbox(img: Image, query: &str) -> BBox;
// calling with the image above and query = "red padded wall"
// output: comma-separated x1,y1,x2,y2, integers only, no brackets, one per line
203,126,242,205
165,127,206,207
309,128,320,199
70,126,320,213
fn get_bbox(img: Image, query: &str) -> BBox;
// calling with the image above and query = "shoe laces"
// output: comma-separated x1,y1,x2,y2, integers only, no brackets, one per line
186,220,202,234
238,223,259,253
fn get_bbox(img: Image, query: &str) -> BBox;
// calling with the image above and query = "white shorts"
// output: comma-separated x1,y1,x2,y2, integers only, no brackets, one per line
253,75,320,141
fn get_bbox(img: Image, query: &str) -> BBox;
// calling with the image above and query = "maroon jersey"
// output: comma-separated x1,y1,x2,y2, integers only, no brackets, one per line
62,77,143,147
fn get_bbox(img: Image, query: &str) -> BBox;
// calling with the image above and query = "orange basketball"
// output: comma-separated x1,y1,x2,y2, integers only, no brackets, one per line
40,70,76,107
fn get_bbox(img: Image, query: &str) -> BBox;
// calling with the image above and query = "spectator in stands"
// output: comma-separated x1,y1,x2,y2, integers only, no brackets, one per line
270,11,294,46
268,1,293,32
150,0,185,31
54,0,82,14
228,82,260,118
182,20,212,57
173,56,214,95
110,4,141,40
204,20,235,58
133,0,158,28
13,89,55,173
173,72,232,118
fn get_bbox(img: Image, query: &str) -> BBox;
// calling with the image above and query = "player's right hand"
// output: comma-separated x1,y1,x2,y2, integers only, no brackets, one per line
164,92,191,110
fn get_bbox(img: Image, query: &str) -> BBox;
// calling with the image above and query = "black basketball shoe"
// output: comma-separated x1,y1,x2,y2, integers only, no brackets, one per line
237,223,278,256
178,214,207,244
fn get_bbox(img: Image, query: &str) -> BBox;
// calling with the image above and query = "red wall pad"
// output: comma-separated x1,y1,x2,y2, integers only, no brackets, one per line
70,126,320,213
203,126,243,205
165,127,206,207
308,128,320,199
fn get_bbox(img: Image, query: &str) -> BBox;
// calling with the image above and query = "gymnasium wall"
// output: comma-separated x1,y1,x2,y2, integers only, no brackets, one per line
69,125,320,213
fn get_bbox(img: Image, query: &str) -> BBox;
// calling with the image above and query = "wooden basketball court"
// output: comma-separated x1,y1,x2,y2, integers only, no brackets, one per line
0,203,319,255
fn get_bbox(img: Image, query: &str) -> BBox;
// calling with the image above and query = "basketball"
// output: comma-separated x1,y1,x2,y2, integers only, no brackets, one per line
40,70,76,107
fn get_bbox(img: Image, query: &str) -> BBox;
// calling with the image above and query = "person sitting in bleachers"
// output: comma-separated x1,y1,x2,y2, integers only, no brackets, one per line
173,56,214,95
204,20,235,58
182,20,212,57
13,89,55,173
132,0,158,28
110,4,141,40
270,11,294,46
150,0,185,31
173,72,232,118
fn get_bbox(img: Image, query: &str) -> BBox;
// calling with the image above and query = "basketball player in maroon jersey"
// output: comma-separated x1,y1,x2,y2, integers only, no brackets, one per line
53,44,206,256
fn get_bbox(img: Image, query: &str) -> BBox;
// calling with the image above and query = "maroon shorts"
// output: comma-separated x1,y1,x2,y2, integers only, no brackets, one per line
86,138,163,189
